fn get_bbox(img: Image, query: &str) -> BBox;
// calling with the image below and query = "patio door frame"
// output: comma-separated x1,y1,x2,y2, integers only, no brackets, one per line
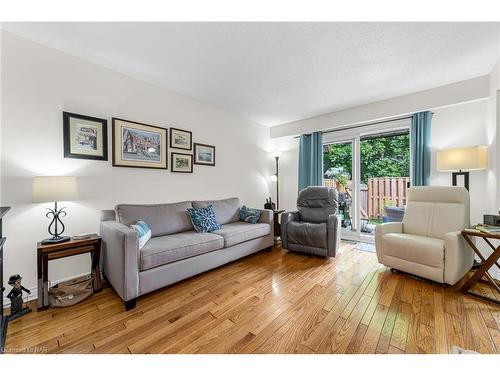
323,118,411,243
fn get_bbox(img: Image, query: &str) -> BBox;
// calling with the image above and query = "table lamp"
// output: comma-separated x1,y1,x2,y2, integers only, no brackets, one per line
32,176,79,244
436,146,488,191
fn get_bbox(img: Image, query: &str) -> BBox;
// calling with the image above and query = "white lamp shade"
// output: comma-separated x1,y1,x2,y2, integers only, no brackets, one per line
436,146,488,172
32,176,80,203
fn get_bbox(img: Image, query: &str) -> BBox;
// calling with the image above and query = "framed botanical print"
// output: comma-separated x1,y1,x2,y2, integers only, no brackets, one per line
112,118,168,169
171,152,193,173
170,127,192,150
63,112,108,161
194,143,216,166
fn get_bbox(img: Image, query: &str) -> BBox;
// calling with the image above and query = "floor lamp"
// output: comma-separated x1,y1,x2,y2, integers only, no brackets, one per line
270,154,280,210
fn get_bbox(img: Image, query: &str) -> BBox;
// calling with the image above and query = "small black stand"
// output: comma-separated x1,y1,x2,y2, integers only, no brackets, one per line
0,206,11,354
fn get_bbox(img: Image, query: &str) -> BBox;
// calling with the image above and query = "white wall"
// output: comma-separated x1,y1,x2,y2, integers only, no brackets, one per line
271,76,490,138
430,100,494,225
0,32,273,298
274,100,495,226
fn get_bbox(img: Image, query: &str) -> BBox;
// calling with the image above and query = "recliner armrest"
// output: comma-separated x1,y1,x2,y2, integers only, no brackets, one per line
100,220,140,302
280,211,300,249
443,231,474,285
327,214,341,257
375,222,403,263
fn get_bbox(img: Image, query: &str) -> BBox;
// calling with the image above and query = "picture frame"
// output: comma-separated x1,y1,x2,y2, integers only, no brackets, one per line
171,152,193,173
170,127,193,150
194,143,216,166
63,111,108,161
112,118,168,169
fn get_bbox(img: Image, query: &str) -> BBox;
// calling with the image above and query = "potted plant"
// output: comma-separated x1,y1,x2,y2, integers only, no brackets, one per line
324,167,350,193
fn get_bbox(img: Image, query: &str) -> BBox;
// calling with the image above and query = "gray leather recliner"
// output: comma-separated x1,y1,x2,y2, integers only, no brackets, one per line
281,186,341,257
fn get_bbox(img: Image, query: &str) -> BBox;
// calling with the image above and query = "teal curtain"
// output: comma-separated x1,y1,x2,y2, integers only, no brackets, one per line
410,111,433,186
298,132,323,190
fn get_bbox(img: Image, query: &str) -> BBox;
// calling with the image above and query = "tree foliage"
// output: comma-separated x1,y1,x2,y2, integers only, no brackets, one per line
323,134,409,184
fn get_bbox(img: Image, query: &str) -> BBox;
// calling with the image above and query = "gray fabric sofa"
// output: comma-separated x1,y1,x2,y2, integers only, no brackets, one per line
281,186,341,257
100,197,274,310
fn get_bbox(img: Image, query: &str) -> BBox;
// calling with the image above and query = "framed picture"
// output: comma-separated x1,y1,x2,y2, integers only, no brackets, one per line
112,118,168,169
171,152,193,173
194,143,216,166
170,127,192,150
63,111,108,161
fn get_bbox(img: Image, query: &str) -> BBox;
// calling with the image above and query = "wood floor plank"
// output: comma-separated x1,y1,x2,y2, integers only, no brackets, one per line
359,304,389,354
463,298,497,353
405,279,423,354
376,277,404,354
433,287,449,354
389,302,412,351
5,243,500,354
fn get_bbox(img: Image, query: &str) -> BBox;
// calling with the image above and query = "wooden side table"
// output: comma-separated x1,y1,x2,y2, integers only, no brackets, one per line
461,229,500,305
37,234,102,311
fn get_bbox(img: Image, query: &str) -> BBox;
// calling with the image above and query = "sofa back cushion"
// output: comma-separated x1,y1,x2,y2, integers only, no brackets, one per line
192,197,240,225
115,201,193,237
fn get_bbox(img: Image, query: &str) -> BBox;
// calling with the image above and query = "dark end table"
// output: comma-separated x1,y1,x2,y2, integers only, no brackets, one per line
273,210,285,243
37,234,102,311
461,229,500,305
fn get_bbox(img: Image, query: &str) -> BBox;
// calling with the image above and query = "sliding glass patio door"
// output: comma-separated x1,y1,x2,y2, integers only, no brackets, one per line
323,138,359,240
323,118,411,243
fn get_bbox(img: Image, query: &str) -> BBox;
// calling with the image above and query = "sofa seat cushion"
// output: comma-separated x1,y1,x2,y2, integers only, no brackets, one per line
383,233,444,268
140,231,224,271
287,221,327,249
213,221,271,247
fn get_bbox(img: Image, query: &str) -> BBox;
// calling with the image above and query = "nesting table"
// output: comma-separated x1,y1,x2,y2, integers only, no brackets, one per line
461,229,500,305
37,234,103,311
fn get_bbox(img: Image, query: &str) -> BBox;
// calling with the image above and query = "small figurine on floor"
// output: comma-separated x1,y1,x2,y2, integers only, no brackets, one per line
6,274,32,320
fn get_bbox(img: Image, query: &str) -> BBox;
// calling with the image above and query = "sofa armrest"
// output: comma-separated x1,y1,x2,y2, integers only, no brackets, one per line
444,231,474,285
327,214,341,257
375,222,403,263
100,220,140,302
258,209,273,224
280,211,300,249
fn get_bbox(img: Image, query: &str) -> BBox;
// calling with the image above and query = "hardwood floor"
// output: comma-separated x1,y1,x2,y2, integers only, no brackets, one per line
4,242,500,354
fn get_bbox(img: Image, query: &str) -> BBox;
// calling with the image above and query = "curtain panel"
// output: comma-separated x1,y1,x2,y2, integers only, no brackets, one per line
410,111,433,186
298,132,323,190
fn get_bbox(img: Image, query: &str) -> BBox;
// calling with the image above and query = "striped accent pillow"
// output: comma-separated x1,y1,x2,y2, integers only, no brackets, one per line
130,220,152,249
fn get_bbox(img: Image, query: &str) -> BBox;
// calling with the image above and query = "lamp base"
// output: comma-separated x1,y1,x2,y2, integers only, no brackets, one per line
41,236,71,245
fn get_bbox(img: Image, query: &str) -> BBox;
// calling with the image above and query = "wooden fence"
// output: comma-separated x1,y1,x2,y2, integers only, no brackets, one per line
324,176,409,219
366,177,409,219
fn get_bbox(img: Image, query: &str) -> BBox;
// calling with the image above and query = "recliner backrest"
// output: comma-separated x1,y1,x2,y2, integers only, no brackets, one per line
403,186,470,240
297,186,338,223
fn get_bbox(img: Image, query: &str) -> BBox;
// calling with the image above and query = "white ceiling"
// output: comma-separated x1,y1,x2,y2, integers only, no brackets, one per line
3,22,500,127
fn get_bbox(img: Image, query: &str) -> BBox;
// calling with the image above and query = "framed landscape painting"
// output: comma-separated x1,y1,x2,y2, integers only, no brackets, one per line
112,118,168,169
170,127,192,150
171,152,193,173
194,143,215,166
63,111,108,161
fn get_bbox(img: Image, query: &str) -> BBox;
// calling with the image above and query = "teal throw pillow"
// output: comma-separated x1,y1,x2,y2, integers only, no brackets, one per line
239,205,262,224
187,205,221,233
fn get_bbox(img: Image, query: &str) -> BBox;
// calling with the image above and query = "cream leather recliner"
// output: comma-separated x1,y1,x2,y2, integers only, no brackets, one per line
375,186,473,285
